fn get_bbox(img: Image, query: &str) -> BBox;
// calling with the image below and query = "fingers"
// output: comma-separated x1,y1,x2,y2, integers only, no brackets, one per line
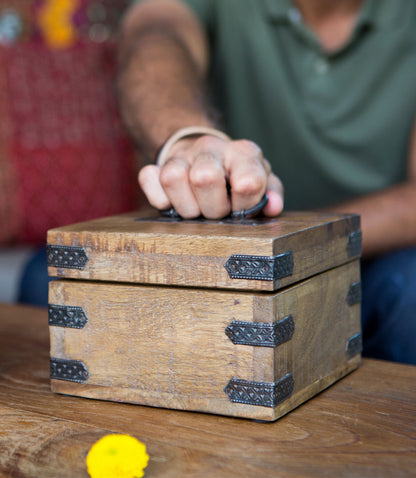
189,151,231,218
160,135,231,218
139,138,229,218
158,136,229,218
159,157,200,217
138,164,170,210
224,140,268,213
264,173,284,217
138,135,284,219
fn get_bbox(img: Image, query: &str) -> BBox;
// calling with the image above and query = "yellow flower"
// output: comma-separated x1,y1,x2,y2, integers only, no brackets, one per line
37,0,79,49
42,27,77,49
86,434,149,478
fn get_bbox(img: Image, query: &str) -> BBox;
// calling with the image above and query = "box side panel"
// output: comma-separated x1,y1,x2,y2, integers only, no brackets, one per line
220,260,361,420
49,281,275,420
272,215,360,289
49,260,361,421
270,260,361,419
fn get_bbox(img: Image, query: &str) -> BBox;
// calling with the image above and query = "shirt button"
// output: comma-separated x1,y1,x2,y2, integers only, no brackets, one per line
288,8,302,24
314,58,329,75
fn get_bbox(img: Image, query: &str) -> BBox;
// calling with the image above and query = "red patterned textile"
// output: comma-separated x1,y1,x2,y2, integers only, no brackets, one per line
0,41,139,244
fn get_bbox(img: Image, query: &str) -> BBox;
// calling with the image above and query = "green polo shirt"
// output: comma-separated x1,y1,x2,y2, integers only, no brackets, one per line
168,0,416,209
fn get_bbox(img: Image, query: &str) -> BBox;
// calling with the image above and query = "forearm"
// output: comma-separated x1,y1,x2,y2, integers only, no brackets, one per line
116,2,283,219
118,26,215,161
327,181,416,258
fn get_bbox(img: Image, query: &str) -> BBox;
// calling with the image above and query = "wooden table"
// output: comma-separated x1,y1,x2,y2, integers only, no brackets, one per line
0,304,415,477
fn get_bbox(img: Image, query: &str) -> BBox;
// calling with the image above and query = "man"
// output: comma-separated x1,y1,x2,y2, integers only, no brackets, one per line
117,0,416,364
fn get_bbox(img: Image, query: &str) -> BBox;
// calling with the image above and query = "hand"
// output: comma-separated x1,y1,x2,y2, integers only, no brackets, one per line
138,134,284,219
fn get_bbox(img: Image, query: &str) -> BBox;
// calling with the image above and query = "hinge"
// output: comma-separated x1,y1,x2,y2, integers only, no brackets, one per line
346,333,363,359
346,282,362,306
48,304,88,329
224,252,293,281
47,245,89,270
50,358,89,383
224,374,294,408
225,315,295,347
346,231,362,258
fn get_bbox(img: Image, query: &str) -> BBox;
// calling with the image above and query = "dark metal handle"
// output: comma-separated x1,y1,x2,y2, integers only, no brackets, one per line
160,193,269,221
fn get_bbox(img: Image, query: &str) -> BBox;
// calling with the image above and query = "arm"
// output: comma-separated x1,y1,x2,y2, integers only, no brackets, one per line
327,119,416,258
117,0,283,219
118,0,212,159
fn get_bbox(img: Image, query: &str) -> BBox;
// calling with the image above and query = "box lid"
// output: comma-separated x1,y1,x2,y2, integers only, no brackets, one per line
47,210,361,291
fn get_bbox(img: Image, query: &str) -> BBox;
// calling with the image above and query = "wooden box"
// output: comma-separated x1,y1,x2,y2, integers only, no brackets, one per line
47,211,362,421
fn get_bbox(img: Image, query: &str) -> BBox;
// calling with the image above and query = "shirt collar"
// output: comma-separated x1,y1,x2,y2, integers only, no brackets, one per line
263,0,399,31
359,0,403,30
263,0,299,23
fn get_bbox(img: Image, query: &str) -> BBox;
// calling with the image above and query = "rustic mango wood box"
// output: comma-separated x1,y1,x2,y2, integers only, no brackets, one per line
47,211,362,421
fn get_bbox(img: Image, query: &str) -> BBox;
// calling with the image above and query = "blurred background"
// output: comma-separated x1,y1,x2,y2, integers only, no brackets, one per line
0,0,143,305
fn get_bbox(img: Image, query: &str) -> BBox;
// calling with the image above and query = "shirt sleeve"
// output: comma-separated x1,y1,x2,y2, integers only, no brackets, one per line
176,0,215,30
130,0,215,30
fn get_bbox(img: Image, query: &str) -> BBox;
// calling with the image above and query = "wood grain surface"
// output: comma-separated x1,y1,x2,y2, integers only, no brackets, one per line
48,261,361,421
0,303,415,477
47,210,361,291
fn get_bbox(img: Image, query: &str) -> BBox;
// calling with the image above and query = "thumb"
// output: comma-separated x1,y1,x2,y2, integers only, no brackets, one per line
138,164,171,210
263,173,284,217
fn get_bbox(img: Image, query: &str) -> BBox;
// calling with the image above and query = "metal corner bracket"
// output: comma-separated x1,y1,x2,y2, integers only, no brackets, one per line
50,357,89,383
47,244,89,270
225,315,295,348
224,374,294,408
224,252,293,281
48,304,88,329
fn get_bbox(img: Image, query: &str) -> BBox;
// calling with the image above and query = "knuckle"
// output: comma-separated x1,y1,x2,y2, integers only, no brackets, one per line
190,164,223,188
231,139,262,157
159,161,188,188
232,173,265,196
193,135,222,151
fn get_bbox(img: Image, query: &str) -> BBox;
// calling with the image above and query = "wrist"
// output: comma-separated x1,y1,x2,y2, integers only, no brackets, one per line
157,126,231,166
